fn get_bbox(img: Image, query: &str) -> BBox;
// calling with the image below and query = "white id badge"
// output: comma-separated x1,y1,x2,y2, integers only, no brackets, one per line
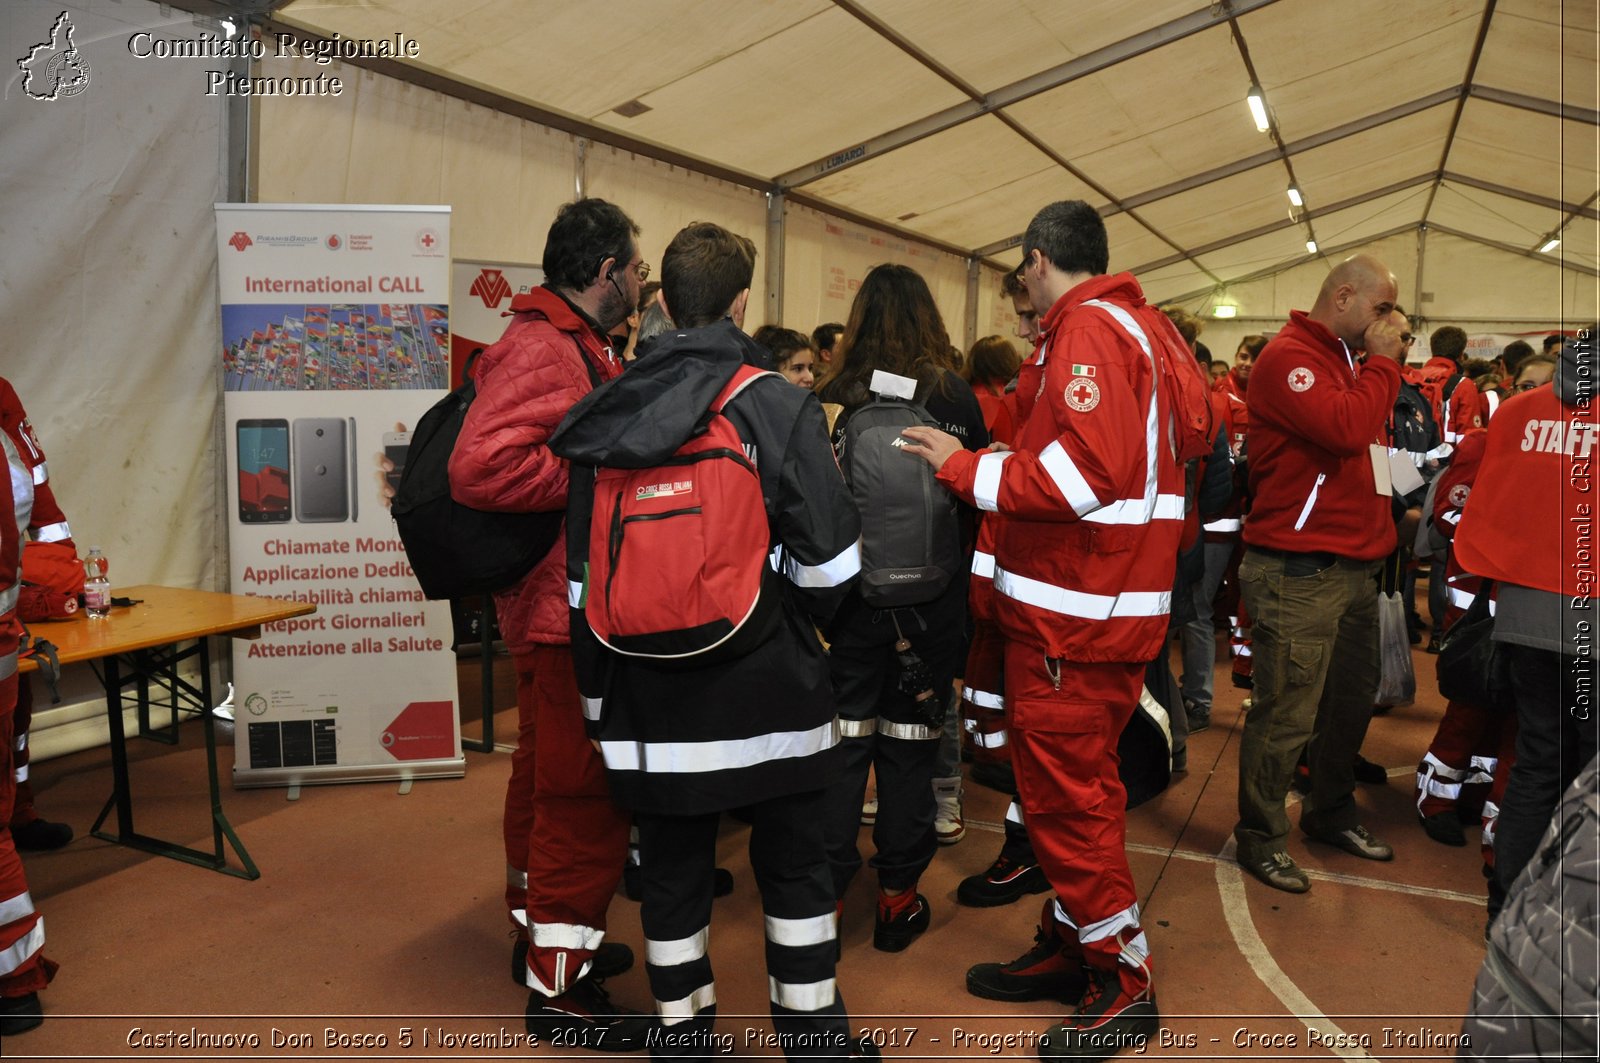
1369,443,1393,496
1388,450,1425,496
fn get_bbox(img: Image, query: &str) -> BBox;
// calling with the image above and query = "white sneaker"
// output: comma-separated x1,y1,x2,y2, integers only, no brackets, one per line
933,777,965,844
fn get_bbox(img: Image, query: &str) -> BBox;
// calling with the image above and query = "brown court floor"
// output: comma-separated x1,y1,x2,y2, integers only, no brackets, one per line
9,620,1495,1061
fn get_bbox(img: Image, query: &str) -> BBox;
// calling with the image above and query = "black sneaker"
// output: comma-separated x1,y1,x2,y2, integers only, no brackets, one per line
524,980,655,1052
1183,700,1210,734
1039,967,1158,1061
512,939,634,986
967,928,1087,1002
1419,811,1467,847
873,893,930,952
957,854,1051,908
10,818,72,851
1353,756,1389,785
0,992,43,1037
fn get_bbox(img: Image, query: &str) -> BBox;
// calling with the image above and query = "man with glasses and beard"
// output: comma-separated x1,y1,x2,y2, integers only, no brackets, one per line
450,198,654,1047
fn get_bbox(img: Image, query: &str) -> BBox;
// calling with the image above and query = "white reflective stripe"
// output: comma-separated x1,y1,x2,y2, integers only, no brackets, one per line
532,922,605,952
581,696,603,723
877,719,939,741
1203,517,1243,532
1050,897,1077,931
1038,441,1101,516
567,580,584,608
0,890,36,925
600,720,837,773
972,730,1009,749
971,550,995,580
507,865,528,890
0,918,44,978
1469,755,1497,773
1293,473,1327,532
1077,902,1140,945
32,520,70,542
961,686,1003,710
1421,753,1469,781
1426,442,1455,461
31,461,47,485
972,450,1011,512
1484,391,1500,420
1082,492,1185,526
838,717,875,739
962,718,976,734
994,566,1170,621
13,764,26,784
1444,428,1463,444
779,540,862,589
1448,588,1477,610
647,927,710,967
769,976,838,1012
12,734,23,752
1005,802,1025,826
0,650,15,682
1423,776,1463,800
765,912,836,949
0,585,18,616
1082,298,1163,520
511,909,529,928
657,983,717,1024
1441,510,1462,526
1119,930,1150,967
1233,644,1253,658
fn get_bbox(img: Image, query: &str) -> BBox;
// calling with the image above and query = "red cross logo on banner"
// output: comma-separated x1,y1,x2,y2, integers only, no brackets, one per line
415,227,441,253
1064,375,1101,412
1287,367,1316,392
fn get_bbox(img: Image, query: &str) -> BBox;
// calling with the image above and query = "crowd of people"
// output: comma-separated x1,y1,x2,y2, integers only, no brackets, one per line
1,193,1591,1060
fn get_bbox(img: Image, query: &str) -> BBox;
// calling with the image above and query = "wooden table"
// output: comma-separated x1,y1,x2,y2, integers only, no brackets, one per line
21,585,314,878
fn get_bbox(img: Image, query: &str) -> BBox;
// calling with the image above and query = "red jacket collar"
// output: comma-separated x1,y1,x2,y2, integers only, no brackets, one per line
509,285,604,339
1039,272,1146,339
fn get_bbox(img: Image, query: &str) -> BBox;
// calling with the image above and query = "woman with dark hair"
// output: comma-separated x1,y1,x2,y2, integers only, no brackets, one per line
963,334,1022,447
816,263,988,952
752,325,818,390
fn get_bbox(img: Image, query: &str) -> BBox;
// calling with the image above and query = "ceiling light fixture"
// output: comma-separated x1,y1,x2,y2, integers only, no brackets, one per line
1286,185,1303,207
1539,235,1561,253
1212,304,1238,319
1306,239,1319,254
1246,85,1270,133
221,17,238,39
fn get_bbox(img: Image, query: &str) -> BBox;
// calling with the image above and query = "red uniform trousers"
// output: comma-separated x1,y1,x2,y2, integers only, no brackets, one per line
9,677,38,829
502,646,631,997
1,674,54,997
961,619,1008,766
1415,699,1516,822
1004,642,1150,989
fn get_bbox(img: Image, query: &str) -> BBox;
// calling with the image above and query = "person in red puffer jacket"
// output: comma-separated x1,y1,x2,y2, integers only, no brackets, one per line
447,199,652,1048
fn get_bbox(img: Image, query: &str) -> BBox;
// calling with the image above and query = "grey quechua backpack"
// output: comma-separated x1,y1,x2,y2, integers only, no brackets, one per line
838,395,961,609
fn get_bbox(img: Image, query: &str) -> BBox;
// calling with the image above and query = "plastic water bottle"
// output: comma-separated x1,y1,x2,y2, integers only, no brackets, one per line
84,546,111,619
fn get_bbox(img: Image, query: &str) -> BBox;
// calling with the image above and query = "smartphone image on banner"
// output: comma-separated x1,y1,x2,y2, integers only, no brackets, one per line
293,417,350,523
236,418,292,523
383,430,412,496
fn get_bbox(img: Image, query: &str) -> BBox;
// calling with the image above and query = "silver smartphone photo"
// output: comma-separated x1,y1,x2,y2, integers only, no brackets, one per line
293,417,351,523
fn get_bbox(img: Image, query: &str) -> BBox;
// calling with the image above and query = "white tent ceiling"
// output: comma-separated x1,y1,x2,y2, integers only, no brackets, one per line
243,0,1593,306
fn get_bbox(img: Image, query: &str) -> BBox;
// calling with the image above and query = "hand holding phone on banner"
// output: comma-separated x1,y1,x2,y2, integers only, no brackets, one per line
380,422,411,507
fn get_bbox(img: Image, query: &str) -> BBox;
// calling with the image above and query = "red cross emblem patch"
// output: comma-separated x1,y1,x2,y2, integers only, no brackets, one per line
1065,376,1101,412
1287,367,1316,392
1447,483,1470,508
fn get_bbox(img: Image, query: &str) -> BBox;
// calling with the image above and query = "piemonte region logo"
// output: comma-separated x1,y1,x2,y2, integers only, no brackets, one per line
228,231,254,252
18,11,92,101
470,268,513,309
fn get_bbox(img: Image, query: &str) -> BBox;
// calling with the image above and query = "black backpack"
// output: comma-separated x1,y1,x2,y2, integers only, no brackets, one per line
836,389,961,609
391,354,561,600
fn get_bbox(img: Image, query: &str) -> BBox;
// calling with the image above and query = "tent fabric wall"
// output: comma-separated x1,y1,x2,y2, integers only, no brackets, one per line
1,0,230,756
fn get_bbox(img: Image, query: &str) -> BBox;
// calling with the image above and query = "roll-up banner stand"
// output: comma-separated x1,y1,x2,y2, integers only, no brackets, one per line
215,203,463,788
450,259,545,387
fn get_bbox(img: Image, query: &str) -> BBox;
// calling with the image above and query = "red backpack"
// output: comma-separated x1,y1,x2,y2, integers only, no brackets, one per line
581,366,780,664
1416,362,1466,436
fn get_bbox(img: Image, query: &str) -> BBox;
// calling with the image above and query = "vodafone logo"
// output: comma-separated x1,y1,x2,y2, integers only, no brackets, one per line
325,234,342,250
1287,367,1316,392
470,268,513,309
227,231,253,252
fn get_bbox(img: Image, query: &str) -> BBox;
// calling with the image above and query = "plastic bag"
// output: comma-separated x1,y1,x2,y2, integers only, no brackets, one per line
1374,590,1417,707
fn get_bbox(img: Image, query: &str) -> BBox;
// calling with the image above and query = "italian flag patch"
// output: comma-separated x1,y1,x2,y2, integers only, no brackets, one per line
1070,363,1095,377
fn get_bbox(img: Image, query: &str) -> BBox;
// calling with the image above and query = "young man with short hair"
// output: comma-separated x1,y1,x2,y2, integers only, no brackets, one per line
555,222,866,1060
